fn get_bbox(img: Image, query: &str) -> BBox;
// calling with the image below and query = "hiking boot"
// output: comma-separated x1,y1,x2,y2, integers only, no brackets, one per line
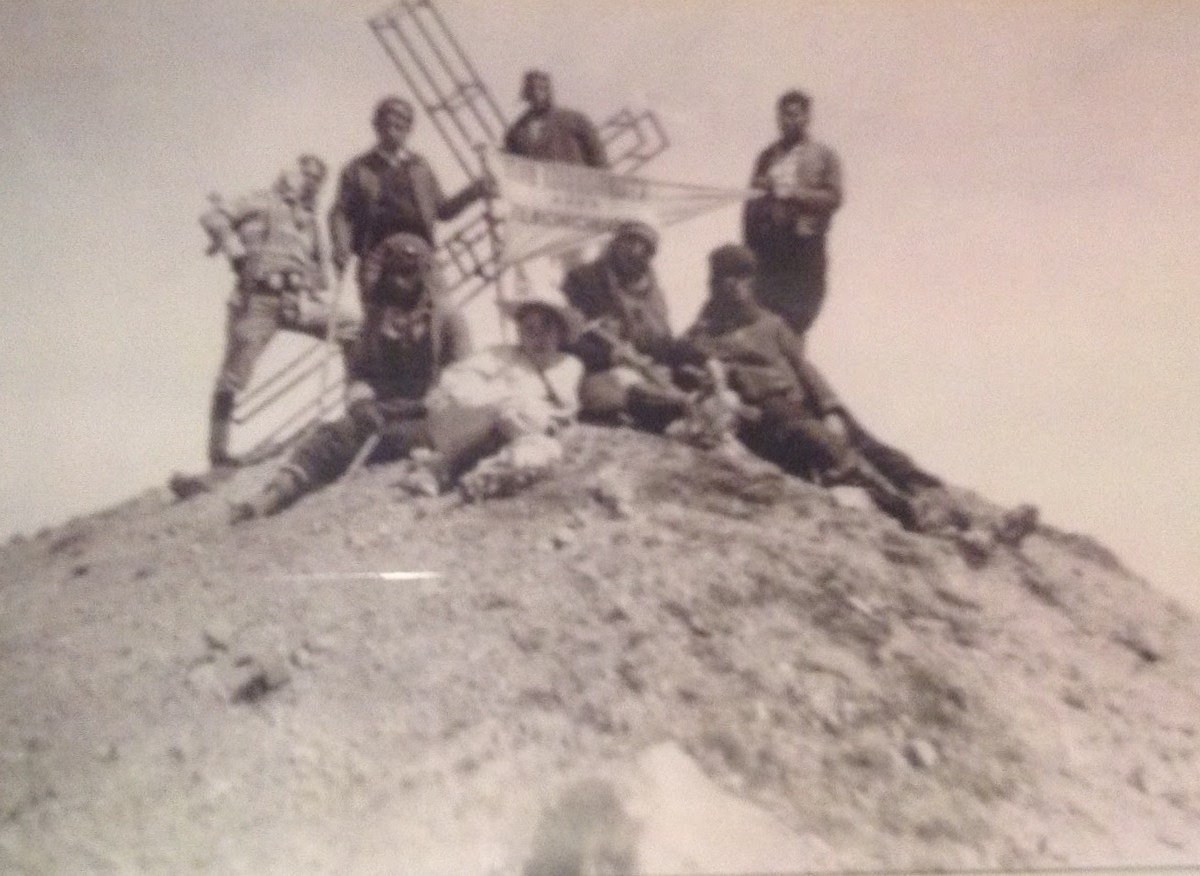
207,389,236,467
169,472,213,501
229,467,306,524
168,463,236,501
994,503,1039,547
395,450,449,497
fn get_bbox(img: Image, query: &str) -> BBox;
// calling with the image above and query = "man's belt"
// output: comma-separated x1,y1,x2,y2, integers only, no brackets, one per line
258,270,310,294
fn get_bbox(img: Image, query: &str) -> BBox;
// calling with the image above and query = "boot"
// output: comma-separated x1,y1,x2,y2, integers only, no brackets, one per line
208,389,237,468
837,457,919,531
229,466,307,524
993,503,1039,547
625,383,690,434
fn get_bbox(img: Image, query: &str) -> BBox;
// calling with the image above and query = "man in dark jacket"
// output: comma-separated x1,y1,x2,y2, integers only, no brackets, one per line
231,233,471,522
503,70,608,168
676,244,938,527
329,96,493,301
743,89,842,337
561,221,689,430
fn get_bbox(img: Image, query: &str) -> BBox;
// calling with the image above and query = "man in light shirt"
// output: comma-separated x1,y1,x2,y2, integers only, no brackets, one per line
742,89,842,337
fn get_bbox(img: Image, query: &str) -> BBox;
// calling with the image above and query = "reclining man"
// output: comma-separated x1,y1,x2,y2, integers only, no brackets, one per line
669,243,928,525
561,220,691,432
231,233,470,523
669,244,1038,549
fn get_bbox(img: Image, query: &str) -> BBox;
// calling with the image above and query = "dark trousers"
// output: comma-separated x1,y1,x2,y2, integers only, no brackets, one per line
289,414,427,488
754,236,828,337
739,394,851,480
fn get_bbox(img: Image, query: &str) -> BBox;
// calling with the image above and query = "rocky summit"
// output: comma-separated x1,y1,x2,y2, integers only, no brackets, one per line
2,425,1199,873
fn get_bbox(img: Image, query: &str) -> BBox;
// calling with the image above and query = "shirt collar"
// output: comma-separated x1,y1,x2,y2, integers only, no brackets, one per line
374,146,414,168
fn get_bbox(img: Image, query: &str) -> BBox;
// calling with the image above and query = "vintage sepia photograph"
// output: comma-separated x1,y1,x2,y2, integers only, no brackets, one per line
3,0,1199,872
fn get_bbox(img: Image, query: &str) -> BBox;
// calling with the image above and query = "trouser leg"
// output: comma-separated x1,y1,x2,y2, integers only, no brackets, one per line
625,382,690,434
753,396,850,479
207,388,237,466
849,421,942,492
231,414,369,523
211,291,281,464
755,237,828,338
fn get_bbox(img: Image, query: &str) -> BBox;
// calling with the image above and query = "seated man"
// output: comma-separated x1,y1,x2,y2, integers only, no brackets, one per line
231,233,470,522
672,243,920,524
562,220,690,431
402,289,585,499
673,244,1038,549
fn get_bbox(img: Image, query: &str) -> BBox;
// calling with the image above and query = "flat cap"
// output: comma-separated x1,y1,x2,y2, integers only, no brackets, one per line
709,243,757,277
373,95,415,126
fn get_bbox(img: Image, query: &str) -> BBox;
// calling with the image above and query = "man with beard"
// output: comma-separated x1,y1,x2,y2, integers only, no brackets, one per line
743,89,842,337
230,233,471,522
503,69,608,168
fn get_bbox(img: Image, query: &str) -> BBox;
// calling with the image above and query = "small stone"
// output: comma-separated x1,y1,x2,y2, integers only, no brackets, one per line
587,466,636,520
903,738,939,769
71,563,89,577
231,657,291,704
95,743,119,763
549,527,576,550
202,620,234,651
290,645,318,669
955,529,994,567
1061,686,1088,711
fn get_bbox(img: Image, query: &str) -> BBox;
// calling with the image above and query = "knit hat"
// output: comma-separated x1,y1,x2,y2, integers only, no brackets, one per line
361,232,434,300
613,220,659,254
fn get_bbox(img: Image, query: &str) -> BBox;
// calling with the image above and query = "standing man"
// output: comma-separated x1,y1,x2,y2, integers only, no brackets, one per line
198,154,329,468
329,96,493,302
743,89,842,337
503,69,608,168
562,221,688,430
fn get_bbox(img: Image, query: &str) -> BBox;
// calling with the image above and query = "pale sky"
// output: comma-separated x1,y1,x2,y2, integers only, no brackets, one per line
2,1,1198,608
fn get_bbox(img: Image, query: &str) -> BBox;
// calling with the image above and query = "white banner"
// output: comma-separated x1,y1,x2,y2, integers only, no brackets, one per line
485,148,756,267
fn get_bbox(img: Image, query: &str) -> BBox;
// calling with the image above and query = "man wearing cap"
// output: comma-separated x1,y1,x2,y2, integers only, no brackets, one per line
503,70,608,168
673,244,939,528
561,221,688,430
329,96,493,300
743,89,842,337
189,154,329,474
231,232,471,522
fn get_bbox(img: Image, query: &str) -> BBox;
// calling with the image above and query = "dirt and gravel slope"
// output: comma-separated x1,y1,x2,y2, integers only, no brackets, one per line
2,425,1199,874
